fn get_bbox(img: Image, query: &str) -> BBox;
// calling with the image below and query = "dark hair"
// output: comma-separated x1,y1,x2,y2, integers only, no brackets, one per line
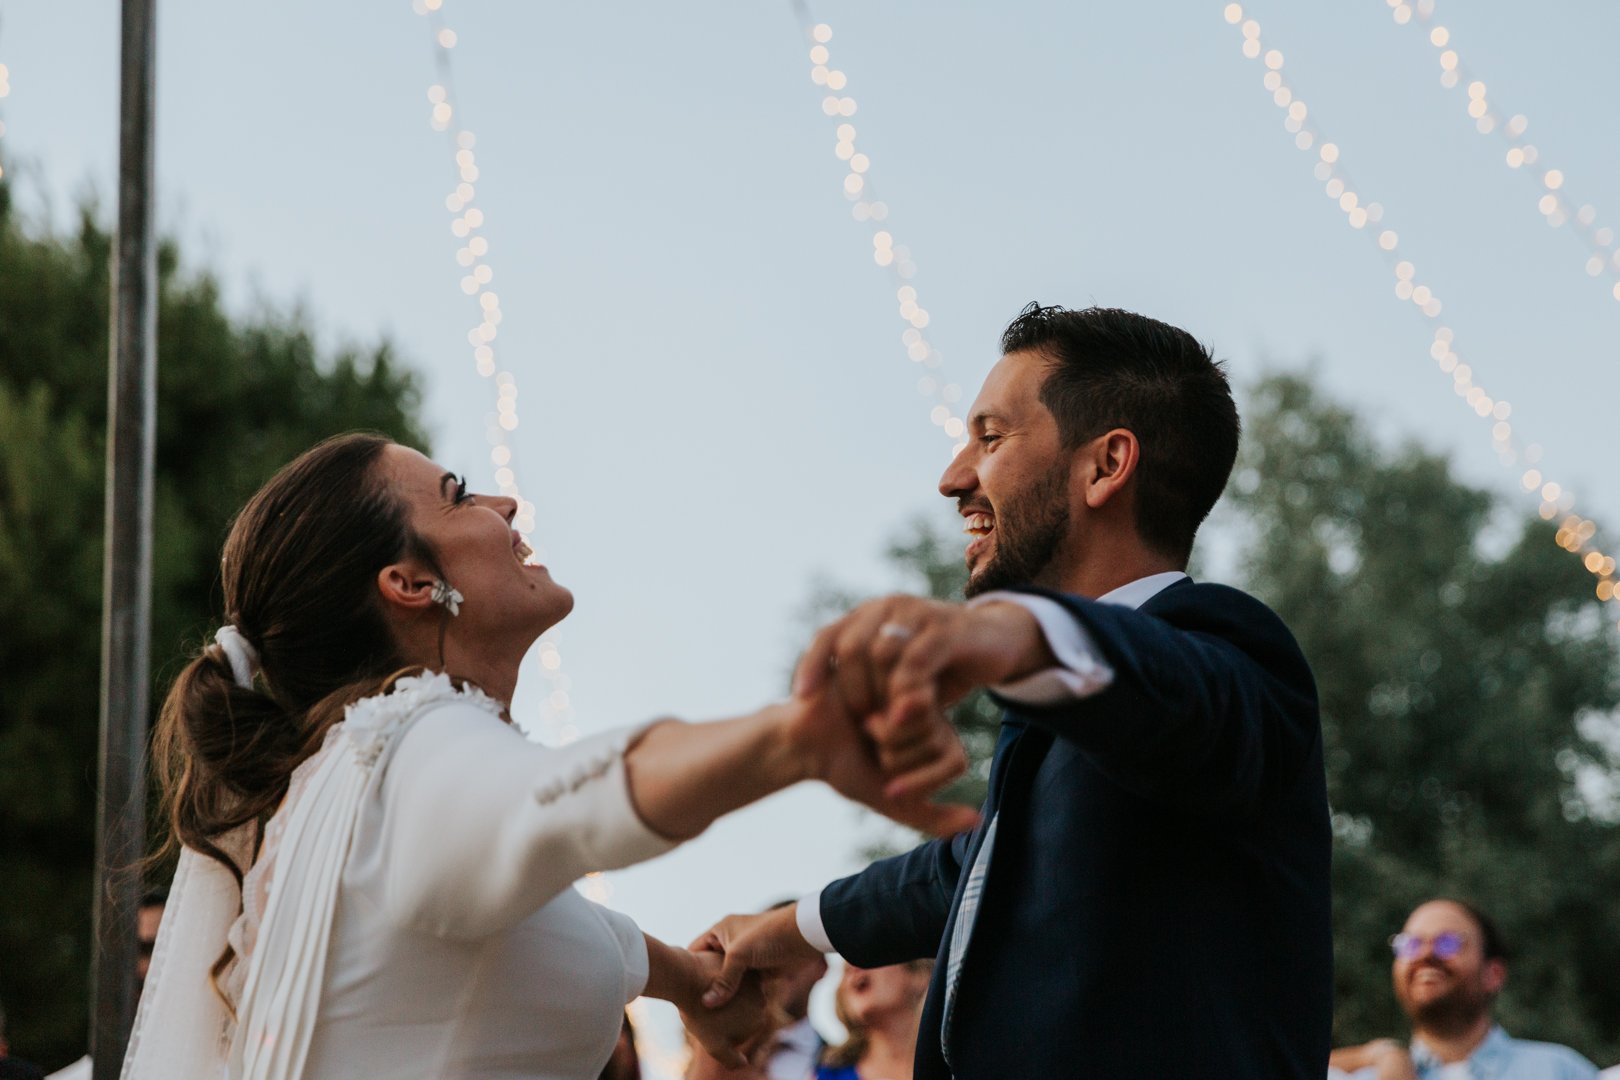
1429,897,1510,962
999,303,1239,564
151,433,443,991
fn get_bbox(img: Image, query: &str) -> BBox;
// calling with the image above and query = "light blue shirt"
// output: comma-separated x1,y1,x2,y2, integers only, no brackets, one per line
1330,1026,1598,1080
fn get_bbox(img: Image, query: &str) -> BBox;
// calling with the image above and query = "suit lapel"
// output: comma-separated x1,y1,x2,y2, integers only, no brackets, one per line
923,717,1055,1075
945,719,1026,922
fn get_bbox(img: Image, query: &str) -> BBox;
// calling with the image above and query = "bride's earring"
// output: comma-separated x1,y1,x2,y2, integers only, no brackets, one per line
430,579,464,616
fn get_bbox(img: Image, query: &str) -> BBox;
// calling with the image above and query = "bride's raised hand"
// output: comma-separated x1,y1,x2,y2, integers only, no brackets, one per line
780,685,978,837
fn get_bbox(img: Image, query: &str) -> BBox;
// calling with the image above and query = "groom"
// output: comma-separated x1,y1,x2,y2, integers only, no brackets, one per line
697,304,1332,1078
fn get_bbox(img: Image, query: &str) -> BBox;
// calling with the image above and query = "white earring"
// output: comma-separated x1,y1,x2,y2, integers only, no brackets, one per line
430,579,464,616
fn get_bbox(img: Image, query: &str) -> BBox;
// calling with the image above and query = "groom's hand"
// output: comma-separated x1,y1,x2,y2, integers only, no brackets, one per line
691,904,821,1010
795,595,1053,779
784,686,977,836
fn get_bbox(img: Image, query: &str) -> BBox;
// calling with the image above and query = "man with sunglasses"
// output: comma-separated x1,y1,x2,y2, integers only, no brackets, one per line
1329,898,1597,1080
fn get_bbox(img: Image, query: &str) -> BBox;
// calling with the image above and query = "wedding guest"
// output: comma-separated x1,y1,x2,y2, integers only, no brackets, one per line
135,890,165,989
597,1012,639,1080
1329,898,1598,1080
697,303,1331,1078
123,433,971,1079
42,894,166,1080
57,849,382,1080
760,901,830,1080
0,1001,45,1080
816,961,931,1080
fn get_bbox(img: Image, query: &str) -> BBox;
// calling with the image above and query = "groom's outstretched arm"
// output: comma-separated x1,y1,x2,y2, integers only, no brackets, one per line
798,588,1316,812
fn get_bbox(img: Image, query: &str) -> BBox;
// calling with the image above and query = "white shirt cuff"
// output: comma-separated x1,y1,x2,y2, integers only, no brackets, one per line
794,889,836,954
967,592,1115,705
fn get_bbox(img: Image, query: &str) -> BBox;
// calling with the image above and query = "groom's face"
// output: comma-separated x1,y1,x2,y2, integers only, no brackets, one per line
940,350,1074,598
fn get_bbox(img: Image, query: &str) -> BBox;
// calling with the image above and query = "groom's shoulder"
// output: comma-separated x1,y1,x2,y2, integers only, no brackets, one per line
1149,578,1281,623
1127,580,1303,659
1017,579,1302,654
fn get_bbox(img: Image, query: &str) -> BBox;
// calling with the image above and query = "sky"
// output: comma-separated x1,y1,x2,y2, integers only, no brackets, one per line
5,0,1618,1072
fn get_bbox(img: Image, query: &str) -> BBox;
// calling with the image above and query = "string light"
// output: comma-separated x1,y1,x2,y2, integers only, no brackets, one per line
412,0,580,741
794,15,970,453
1222,4,1618,625
0,59,10,183
1384,0,1620,303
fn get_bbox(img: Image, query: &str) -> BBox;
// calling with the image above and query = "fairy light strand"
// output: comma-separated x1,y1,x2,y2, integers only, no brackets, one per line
0,58,10,177
1222,4,1619,622
793,14,970,453
1383,0,1620,304
411,0,581,743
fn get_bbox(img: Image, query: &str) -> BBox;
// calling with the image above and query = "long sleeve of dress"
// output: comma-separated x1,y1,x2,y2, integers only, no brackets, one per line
371,702,678,941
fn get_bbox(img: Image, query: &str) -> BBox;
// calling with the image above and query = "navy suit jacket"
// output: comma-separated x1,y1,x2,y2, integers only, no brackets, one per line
818,580,1332,1079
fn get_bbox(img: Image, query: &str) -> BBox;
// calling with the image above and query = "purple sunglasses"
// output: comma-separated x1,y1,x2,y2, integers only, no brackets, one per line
1389,930,1468,961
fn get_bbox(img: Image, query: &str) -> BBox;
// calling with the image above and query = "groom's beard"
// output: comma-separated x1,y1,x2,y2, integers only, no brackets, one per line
963,462,1071,599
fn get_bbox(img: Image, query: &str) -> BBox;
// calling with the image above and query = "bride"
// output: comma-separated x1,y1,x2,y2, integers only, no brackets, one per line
124,433,973,1079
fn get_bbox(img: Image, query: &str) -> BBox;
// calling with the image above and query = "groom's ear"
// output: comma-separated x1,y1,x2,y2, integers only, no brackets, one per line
1078,428,1141,511
377,561,437,614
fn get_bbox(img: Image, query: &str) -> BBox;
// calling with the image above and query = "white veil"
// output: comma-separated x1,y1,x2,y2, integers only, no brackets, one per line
121,825,254,1079
121,673,481,1080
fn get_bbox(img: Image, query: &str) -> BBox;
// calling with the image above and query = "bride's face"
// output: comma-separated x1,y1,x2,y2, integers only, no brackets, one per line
381,445,574,641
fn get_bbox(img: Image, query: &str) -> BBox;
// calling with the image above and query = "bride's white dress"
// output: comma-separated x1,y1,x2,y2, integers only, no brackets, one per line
125,673,676,1080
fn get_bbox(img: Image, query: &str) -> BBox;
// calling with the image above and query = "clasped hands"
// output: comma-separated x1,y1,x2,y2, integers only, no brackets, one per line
780,593,1049,836
679,595,1051,1064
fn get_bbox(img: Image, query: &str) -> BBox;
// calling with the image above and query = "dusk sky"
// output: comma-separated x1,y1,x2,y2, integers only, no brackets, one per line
7,1,1617,1070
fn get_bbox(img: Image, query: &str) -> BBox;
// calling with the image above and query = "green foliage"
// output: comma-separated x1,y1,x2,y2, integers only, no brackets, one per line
831,372,1620,1062
0,188,428,1069
1227,373,1620,1060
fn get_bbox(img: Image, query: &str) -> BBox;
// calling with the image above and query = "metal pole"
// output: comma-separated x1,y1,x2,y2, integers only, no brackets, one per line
91,0,157,1075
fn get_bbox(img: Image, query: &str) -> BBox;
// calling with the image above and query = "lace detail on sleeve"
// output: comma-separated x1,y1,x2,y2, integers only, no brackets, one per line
218,672,505,1012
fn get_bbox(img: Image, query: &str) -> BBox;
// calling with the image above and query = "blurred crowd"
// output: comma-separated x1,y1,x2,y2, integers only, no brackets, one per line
589,897,1620,1080
4,892,1618,1080
656,943,927,1080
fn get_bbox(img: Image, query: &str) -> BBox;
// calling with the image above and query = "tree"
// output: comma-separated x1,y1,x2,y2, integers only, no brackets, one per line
0,179,430,1068
1227,373,1620,1060
820,371,1620,1062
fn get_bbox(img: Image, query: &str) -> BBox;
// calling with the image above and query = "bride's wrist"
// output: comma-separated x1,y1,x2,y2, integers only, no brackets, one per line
643,934,700,1008
733,700,816,791
765,697,829,787
668,947,711,1013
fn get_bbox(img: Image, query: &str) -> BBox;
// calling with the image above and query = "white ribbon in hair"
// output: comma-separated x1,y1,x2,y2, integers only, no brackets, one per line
214,625,260,689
